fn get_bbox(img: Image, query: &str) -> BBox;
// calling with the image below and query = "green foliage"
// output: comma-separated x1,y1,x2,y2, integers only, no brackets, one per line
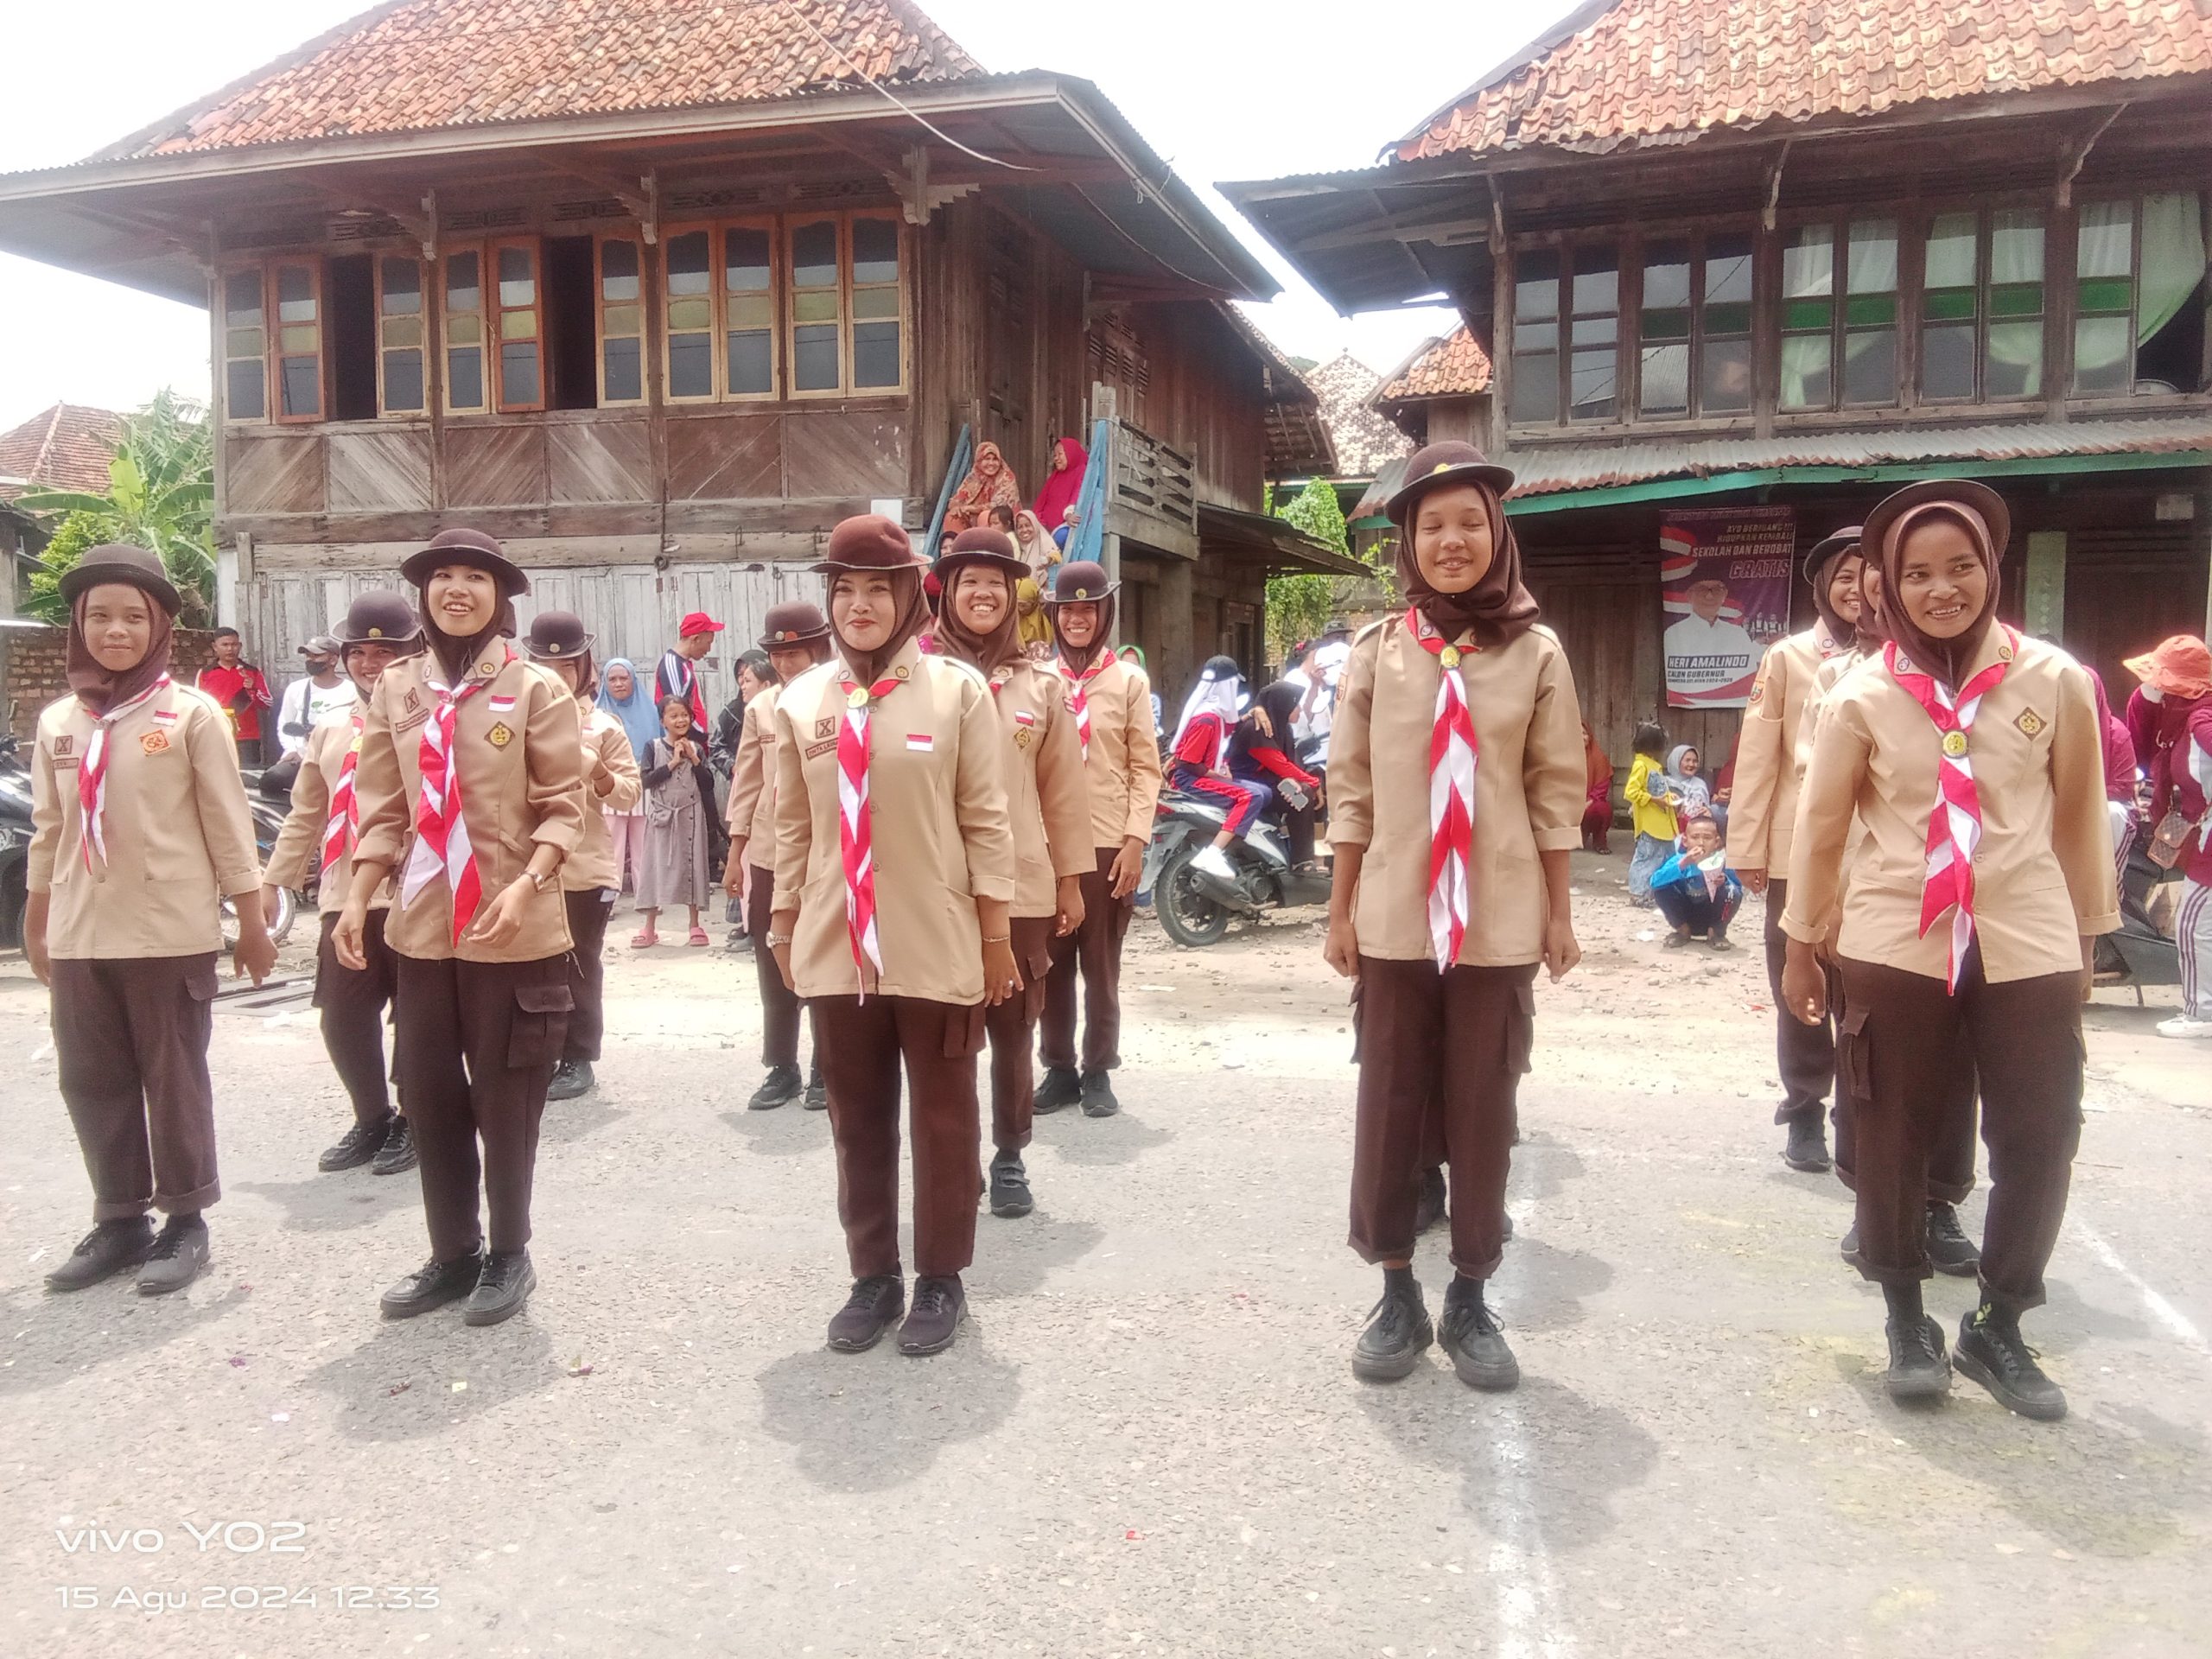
1276,476,1349,555
16,389,216,626
1264,478,1356,657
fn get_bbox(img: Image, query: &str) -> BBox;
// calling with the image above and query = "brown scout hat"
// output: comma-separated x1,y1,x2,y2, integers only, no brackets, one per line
810,513,930,574
58,543,181,617
523,609,595,660
935,526,1029,582
1384,440,1516,526
400,526,531,596
758,601,831,646
334,589,423,648
1044,559,1117,604
1859,480,2011,575
1802,525,1865,585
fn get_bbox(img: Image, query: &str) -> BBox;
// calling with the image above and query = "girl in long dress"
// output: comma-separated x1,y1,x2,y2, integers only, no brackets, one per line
632,695,716,947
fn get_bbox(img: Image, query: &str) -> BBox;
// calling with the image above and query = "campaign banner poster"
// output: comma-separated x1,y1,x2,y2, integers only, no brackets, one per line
1659,505,1796,708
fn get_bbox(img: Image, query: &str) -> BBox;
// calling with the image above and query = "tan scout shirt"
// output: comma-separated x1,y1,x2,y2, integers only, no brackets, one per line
1783,631,2119,982
726,687,781,870
1729,626,1844,874
1329,619,1586,967
564,706,643,893
265,711,389,915
352,642,586,963
1065,656,1163,851
772,640,1016,1002
29,682,262,960
986,659,1094,918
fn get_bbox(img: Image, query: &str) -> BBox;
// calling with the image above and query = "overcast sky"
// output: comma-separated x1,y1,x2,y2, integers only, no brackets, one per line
0,0,1573,430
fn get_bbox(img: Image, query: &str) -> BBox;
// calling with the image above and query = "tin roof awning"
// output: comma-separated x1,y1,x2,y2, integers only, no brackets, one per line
1217,157,1492,315
1350,412,2212,522
1197,504,1368,577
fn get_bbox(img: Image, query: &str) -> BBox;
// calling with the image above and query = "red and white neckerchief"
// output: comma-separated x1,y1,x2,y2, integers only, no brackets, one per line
836,665,905,991
1407,607,1479,969
1058,652,1109,759
320,709,365,874
1886,628,2016,993
75,677,173,871
401,650,510,944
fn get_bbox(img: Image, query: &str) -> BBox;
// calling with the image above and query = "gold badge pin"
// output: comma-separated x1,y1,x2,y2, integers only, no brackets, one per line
1075,588,1090,599
847,686,871,709
1440,645,1462,670
487,721,513,748
1942,730,1968,758
2014,709,2046,738
368,626,384,639
1999,644,2014,662
1014,728,1033,749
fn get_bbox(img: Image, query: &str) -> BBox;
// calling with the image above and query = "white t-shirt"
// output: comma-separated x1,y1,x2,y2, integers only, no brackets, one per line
1662,613,1759,702
276,676,359,758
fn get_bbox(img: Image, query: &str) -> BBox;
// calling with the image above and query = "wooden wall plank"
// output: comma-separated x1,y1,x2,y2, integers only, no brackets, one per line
784,409,908,499
666,411,782,500
326,427,434,513
445,423,549,508
225,431,327,516
548,419,655,504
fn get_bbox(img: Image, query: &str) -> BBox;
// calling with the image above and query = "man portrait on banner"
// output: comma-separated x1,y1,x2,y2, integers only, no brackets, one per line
1664,572,1760,702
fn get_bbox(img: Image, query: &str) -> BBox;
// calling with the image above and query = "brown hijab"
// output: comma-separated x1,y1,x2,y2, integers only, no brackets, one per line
68,588,175,716
1808,543,1867,656
830,567,932,686
934,535,1028,677
1395,475,1541,647
1869,496,2004,690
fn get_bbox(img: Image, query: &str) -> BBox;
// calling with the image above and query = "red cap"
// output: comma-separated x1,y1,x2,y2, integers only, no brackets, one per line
2124,633,2211,699
679,612,725,639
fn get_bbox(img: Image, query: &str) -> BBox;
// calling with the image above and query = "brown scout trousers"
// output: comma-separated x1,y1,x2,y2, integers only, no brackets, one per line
51,954,222,1220
315,910,397,1126
812,995,986,1280
393,952,572,1261
1763,880,1835,1128
1349,957,1536,1279
984,916,1056,1153
1040,847,1131,1073
562,888,613,1064
747,863,809,1071
1835,955,2083,1313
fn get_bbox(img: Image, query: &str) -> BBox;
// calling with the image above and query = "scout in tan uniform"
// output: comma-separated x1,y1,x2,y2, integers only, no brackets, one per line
723,601,836,1111
1730,527,1865,1174
931,528,1091,1219
1036,558,1163,1118
337,528,586,1327
523,611,642,1104
1324,444,1586,1391
263,590,423,1177
769,515,1018,1357
28,544,276,1295
1784,480,2116,1420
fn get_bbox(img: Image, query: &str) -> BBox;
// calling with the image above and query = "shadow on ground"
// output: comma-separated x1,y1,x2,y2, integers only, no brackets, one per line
234,1174,413,1234
302,1317,561,1440
0,1280,248,1397
756,1332,1020,1493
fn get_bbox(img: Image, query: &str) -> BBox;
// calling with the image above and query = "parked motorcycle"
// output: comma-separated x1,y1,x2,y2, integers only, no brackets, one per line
229,765,304,949
0,735,32,947
2095,836,2182,997
1143,777,1330,949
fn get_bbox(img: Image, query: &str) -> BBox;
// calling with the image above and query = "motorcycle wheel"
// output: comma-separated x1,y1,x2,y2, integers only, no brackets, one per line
223,887,296,952
1154,844,1230,949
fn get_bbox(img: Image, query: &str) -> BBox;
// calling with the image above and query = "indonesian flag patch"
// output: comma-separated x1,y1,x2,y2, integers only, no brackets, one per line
1013,709,1036,727
151,707,180,726
487,695,518,714
906,734,935,753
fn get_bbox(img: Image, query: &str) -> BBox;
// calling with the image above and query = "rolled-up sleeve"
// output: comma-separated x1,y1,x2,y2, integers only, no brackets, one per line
188,702,264,898
524,676,585,857
1328,637,1376,849
1782,693,1870,944
771,696,811,913
1525,639,1587,854
2051,662,2120,938
264,727,330,893
955,678,1016,903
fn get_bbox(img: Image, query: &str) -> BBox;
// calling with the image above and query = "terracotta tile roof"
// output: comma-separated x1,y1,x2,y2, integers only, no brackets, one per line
1395,0,2212,162
1374,327,1494,402
111,0,983,158
0,404,122,499
1305,352,1412,480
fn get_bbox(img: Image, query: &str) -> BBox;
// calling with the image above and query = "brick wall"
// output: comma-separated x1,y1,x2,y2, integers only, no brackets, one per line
3,624,222,737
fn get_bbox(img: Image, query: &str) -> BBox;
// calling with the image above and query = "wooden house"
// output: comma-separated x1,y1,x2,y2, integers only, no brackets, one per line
1226,0,2212,766
0,0,1351,714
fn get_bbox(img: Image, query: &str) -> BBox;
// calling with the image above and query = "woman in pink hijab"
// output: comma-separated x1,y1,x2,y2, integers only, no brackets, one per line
1032,437,1089,536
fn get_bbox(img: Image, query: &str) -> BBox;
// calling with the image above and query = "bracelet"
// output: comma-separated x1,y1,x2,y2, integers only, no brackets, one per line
982,933,1011,944
765,931,792,948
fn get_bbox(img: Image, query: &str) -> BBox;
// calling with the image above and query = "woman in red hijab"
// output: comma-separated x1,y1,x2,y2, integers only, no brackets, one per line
1032,436,1090,537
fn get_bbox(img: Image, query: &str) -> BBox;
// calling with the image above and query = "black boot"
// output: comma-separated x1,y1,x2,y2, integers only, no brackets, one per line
1351,1270,1433,1382
828,1274,905,1351
319,1112,396,1172
1955,1306,2067,1421
462,1249,537,1326
372,1116,417,1176
1079,1068,1121,1118
545,1059,595,1103
748,1065,803,1111
380,1250,484,1319
44,1217,154,1293
988,1151,1033,1218
1925,1201,1981,1277
1438,1275,1518,1390
135,1214,209,1296
1783,1115,1833,1173
1033,1065,1081,1114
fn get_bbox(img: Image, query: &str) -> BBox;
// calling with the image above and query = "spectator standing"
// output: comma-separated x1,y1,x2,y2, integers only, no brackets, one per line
595,658,658,892
633,696,717,949
276,634,357,760
655,612,723,732
1031,435,1089,537
1580,722,1614,852
1622,721,1678,903
196,626,274,765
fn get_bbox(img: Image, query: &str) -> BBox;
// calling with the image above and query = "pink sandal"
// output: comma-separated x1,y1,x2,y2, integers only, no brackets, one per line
687,925,710,947
630,927,658,949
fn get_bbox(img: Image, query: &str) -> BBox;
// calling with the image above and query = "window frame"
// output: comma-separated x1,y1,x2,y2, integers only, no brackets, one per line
1774,213,1904,414
1915,200,2049,408
268,257,327,426
594,232,648,409
785,211,910,402
720,215,784,403
219,264,272,425
658,219,721,405
372,252,429,420
1628,230,1758,423
440,245,491,416
486,236,547,415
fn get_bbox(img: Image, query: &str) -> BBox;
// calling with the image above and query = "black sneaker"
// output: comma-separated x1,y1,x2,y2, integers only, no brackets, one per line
380,1251,485,1319
1033,1066,1081,1115
461,1250,536,1326
135,1216,209,1297
804,1075,828,1111
1926,1201,1981,1277
1414,1167,1446,1234
1079,1069,1121,1118
988,1152,1033,1218
1351,1281,1433,1382
1883,1314,1952,1402
828,1274,905,1352
898,1275,966,1356
1955,1308,2067,1421
319,1113,396,1172
1783,1116,1833,1173
749,1065,803,1111
372,1117,417,1176
44,1217,155,1293
545,1060,595,1103
1438,1280,1519,1390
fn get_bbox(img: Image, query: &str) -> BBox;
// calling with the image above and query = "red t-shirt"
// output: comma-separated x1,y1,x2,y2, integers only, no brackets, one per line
197,662,273,740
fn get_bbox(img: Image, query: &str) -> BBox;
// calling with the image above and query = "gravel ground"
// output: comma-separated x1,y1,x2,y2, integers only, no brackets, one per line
2,849,2207,1659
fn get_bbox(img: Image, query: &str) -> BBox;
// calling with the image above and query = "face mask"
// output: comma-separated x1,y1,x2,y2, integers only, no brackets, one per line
2142,686,2165,704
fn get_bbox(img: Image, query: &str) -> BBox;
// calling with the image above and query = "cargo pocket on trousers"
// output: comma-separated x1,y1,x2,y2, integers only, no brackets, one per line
185,956,221,1002
1504,981,1537,1076
1838,1005,1874,1102
507,982,575,1070
944,1001,988,1061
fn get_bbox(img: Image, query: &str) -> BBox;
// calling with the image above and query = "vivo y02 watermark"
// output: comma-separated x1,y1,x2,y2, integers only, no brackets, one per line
51,1519,438,1614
